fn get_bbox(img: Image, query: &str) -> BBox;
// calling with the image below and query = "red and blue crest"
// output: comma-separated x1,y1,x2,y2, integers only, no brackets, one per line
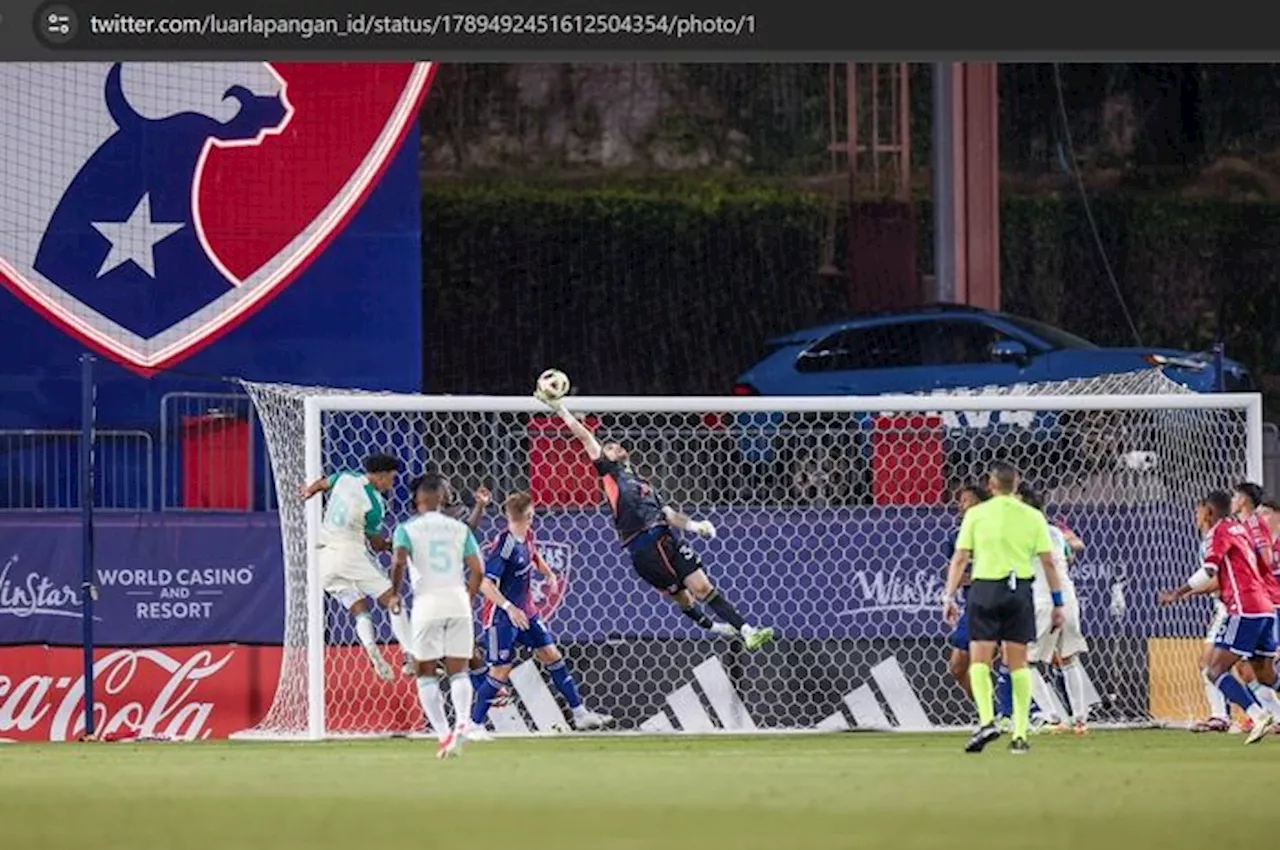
0,62,433,374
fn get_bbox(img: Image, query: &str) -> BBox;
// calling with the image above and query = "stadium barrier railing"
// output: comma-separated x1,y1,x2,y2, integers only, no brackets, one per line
0,429,153,511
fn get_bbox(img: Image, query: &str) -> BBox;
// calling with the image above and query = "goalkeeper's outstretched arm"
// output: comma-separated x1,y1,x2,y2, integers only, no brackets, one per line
538,394,602,460
662,506,717,539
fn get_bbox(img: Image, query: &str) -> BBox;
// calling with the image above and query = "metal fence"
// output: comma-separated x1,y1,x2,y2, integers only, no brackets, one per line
0,429,153,510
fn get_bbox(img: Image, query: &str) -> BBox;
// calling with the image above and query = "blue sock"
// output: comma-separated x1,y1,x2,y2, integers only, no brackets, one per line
469,665,488,693
545,659,583,710
996,668,1013,718
471,674,504,725
1216,672,1259,712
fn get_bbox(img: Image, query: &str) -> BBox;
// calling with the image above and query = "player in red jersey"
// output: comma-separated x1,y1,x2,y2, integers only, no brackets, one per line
1161,491,1280,744
1261,499,1280,549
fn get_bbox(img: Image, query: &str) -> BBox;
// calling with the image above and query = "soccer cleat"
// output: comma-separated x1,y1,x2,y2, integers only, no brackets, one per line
572,710,615,731
742,625,775,651
1191,717,1230,733
1072,721,1089,736
491,685,513,709
1029,713,1053,734
1245,713,1275,745
366,648,394,682
436,731,456,759
964,723,1001,753
1009,737,1030,755
1237,716,1255,735
467,726,494,743
995,716,1012,734
710,622,739,639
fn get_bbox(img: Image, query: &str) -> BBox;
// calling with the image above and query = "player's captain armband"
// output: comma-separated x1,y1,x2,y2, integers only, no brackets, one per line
1188,566,1214,591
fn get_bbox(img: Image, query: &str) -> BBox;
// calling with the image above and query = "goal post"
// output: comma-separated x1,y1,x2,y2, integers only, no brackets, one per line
238,372,1264,740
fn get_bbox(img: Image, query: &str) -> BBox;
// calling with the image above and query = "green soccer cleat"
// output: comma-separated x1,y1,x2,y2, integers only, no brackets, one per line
742,625,775,650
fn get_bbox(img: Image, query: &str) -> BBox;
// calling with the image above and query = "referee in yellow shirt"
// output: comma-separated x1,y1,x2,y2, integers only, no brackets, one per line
943,462,1064,754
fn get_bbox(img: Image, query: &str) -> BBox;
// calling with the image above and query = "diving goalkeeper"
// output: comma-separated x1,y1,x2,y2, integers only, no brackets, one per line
535,391,774,650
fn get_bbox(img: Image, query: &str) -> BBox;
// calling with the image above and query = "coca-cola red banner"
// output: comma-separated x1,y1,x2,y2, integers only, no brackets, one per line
0,644,280,741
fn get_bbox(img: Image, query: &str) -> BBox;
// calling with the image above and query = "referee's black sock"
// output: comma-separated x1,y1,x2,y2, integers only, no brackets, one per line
680,605,714,629
703,589,747,630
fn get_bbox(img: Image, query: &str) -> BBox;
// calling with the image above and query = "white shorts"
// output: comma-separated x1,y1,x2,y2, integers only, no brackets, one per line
1205,600,1229,644
1030,598,1089,663
318,545,391,610
412,614,474,661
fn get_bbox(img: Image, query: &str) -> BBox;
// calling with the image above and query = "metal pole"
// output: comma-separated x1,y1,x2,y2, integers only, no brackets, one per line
79,353,97,739
932,62,956,303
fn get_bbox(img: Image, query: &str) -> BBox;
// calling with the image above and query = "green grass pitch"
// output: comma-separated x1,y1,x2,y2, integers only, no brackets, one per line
4,731,1279,850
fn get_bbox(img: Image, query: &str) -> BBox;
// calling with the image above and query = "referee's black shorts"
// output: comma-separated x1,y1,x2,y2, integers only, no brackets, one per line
966,577,1035,644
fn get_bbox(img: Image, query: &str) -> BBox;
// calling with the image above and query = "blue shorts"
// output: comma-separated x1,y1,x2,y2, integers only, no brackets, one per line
947,609,969,650
484,612,554,665
1214,614,1278,659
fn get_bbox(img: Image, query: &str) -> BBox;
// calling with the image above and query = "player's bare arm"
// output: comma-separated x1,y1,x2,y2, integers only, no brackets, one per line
532,552,559,594
1039,551,1066,630
1062,527,1086,553
298,476,331,500
466,487,491,532
1160,564,1219,605
479,577,530,630
662,506,716,539
536,392,603,460
366,532,392,553
464,553,484,598
390,542,408,594
942,547,970,625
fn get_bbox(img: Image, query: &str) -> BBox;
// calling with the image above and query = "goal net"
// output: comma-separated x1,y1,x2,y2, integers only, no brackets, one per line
239,371,1264,739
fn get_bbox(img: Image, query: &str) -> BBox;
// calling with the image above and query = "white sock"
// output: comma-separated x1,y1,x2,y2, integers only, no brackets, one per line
1250,681,1280,718
449,672,474,731
388,609,413,658
1061,659,1089,723
354,612,378,652
416,676,450,741
1029,670,1059,722
1204,676,1229,720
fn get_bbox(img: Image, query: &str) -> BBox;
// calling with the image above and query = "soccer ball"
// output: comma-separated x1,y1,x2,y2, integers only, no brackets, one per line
537,368,570,400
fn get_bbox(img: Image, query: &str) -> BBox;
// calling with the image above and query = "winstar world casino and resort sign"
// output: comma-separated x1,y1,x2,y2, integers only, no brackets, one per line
0,62,431,425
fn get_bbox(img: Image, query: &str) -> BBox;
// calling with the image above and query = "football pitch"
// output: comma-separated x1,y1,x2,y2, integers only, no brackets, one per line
5,731,1278,850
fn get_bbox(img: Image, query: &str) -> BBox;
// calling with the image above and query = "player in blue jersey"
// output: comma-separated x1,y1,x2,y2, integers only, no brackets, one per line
945,484,990,697
471,491,614,732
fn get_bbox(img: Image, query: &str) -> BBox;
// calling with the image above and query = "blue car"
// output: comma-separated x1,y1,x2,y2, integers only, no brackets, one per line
732,304,1254,396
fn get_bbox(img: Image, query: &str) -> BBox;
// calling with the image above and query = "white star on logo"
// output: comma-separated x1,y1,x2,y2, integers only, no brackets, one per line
90,193,184,279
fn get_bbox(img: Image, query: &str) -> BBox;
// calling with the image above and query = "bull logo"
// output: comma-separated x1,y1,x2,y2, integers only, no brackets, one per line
0,61,433,373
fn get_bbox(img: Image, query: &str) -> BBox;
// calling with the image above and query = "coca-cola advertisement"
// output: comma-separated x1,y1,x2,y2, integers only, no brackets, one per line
0,645,280,741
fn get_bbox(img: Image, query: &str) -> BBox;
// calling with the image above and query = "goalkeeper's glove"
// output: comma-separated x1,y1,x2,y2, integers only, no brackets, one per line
688,520,717,539
533,389,563,411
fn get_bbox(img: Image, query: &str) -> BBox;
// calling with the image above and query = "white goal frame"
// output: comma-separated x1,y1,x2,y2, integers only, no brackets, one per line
293,390,1264,740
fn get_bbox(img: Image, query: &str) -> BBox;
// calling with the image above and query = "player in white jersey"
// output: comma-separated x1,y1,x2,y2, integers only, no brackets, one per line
299,453,414,682
1016,483,1091,734
392,473,507,759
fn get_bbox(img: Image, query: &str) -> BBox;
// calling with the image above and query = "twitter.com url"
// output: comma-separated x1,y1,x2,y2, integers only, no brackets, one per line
85,12,758,41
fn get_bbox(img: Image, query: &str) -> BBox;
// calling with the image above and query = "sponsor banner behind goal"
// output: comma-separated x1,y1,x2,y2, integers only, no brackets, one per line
0,508,1211,647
